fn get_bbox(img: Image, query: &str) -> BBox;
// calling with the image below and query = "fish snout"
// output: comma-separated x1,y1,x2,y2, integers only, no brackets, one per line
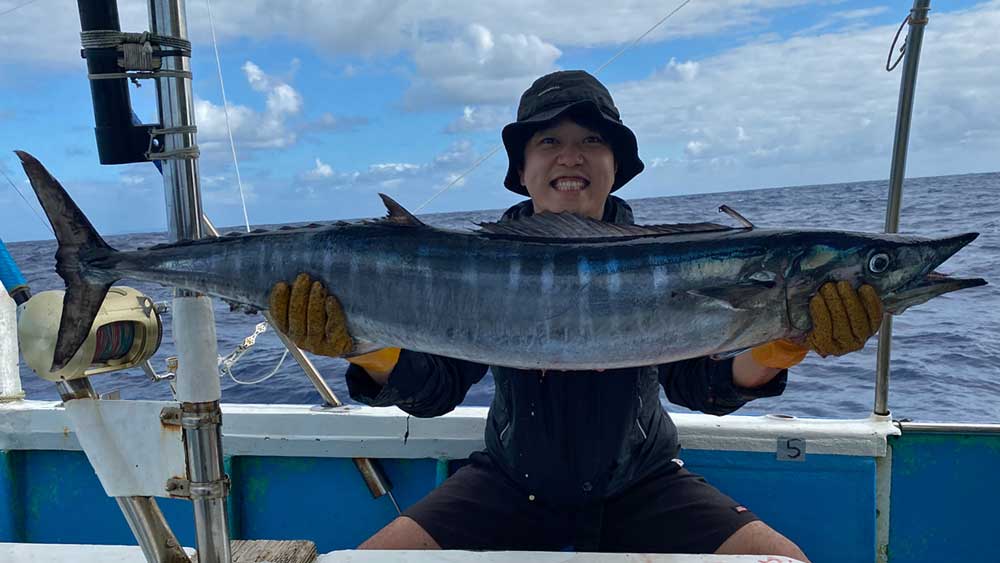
881,232,986,314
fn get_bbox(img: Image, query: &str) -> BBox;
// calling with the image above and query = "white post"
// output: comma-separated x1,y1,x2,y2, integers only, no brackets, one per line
0,280,24,401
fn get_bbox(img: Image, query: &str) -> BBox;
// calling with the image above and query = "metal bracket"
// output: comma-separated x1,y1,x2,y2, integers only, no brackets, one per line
165,475,230,500
160,406,221,429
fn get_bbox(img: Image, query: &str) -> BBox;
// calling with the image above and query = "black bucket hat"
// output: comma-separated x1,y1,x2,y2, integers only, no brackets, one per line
502,70,644,196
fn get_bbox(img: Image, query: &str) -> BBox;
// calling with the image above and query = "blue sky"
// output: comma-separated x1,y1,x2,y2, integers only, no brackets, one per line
1,0,997,242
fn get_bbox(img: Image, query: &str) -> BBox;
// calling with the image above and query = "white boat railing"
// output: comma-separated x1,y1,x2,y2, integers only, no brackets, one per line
0,281,23,402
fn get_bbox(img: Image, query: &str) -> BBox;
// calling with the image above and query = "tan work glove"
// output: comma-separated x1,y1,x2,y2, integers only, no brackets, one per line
269,274,401,376
752,281,884,369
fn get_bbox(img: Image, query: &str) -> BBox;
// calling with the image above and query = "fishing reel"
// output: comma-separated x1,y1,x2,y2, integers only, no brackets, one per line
18,287,162,381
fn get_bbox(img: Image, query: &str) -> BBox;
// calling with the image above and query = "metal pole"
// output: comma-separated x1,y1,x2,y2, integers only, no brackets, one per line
57,380,189,563
874,0,931,416
116,497,190,563
148,1,231,561
263,321,399,510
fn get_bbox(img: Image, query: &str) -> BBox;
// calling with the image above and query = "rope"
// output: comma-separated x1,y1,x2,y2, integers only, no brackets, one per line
227,349,289,385
886,15,909,72
88,70,193,81
80,30,191,53
206,0,251,232
219,322,290,385
412,0,694,213
147,126,201,161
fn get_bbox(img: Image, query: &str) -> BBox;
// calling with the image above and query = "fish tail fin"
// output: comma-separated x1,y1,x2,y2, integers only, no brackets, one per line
16,150,119,370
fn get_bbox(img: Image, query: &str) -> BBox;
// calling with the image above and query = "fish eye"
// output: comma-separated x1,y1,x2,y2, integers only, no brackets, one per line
868,252,891,274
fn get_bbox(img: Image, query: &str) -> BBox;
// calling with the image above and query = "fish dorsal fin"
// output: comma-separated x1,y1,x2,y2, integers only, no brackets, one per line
378,193,426,227
719,205,754,228
477,212,739,241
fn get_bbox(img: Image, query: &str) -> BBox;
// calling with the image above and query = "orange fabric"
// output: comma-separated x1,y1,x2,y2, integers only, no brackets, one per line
751,339,809,369
348,347,402,377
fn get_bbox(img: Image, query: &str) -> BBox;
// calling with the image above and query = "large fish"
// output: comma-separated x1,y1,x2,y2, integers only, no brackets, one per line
17,151,987,372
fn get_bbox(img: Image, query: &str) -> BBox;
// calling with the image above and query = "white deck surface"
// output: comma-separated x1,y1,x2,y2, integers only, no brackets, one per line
0,543,196,561
0,544,803,563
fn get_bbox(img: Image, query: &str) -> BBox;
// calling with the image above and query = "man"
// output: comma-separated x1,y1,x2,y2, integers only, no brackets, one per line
269,71,881,559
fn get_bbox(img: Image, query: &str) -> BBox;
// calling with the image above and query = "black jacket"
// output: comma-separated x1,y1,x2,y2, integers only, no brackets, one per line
346,197,786,508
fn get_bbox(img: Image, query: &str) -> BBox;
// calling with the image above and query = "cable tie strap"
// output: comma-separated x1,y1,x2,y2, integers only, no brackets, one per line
146,126,201,161
81,30,191,53
87,69,193,81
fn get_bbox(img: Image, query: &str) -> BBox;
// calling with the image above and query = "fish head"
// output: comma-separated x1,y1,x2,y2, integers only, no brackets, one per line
784,231,986,331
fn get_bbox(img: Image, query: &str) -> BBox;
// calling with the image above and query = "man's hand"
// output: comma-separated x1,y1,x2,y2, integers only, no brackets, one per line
805,281,883,357
269,273,354,357
268,273,401,381
751,281,884,369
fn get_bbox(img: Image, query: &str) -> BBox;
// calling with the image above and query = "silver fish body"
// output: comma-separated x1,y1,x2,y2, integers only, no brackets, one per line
17,151,987,371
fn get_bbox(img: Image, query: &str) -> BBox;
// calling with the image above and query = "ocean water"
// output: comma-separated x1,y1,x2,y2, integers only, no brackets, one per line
7,173,1000,423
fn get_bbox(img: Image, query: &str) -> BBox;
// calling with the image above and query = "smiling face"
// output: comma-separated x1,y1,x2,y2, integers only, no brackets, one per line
518,118,617,220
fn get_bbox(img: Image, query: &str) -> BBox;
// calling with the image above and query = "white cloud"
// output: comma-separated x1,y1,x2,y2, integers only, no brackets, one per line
405,24,561,108
192,0,816,53
446,105,513,133
300,113,369,135
295,140,480,197
195,60,303,152
662,58,700,82
615,3,1000,194
685,141,708,157
0,1,879,72
120,174,146,186
0,0,148,66
370,163,421,174
305,158,334,180
833,7,890,20
244,61,303,115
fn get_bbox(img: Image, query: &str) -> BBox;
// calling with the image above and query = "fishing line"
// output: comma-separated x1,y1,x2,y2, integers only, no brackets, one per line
204,0,298,384
225,349,289,385
0,165,53,237
593,0,692,74
414,145,502,212
206,0,251,233
413,0,694,213
0,0,43,18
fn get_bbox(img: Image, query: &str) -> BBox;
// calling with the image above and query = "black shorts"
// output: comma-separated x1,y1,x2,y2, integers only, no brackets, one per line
403,453,759,553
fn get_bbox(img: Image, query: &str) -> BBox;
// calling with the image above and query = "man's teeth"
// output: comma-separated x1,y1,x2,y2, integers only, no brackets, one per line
552,179,587,191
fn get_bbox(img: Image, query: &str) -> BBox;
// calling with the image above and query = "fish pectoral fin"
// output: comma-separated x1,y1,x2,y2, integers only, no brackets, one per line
686,281,775,311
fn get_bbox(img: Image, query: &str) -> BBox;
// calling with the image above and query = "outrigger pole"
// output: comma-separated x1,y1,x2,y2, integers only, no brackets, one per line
875,0,932,417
